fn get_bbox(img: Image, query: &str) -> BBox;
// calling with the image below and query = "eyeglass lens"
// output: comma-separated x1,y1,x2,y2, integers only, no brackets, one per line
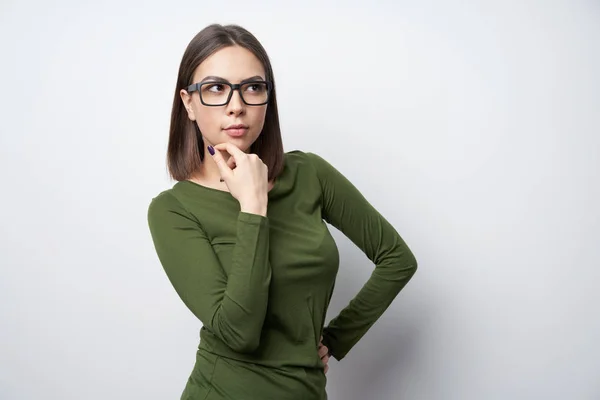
200,82,269,105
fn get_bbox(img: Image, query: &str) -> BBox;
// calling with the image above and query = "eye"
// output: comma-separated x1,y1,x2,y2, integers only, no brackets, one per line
245,83,266,93
204,83,225,92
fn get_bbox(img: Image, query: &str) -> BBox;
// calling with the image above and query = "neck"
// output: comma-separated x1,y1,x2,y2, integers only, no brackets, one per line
193,144,243,184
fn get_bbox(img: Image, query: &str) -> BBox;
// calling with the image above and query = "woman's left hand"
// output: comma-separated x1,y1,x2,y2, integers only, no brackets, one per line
318,336,330,374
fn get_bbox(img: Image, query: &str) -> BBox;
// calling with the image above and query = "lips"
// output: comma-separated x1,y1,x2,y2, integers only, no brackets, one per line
224,127,249,137
223,123,249,137
225,124,248,130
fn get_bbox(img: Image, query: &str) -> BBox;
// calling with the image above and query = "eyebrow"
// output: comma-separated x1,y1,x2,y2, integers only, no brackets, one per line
199,75,265,84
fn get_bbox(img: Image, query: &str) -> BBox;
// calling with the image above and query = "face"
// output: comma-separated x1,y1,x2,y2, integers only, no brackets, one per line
180,45,268,153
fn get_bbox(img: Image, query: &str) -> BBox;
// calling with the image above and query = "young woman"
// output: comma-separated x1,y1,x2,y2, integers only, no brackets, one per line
147,23,418,400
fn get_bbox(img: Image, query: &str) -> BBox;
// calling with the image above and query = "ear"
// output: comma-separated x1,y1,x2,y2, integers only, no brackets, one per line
179,89,196,121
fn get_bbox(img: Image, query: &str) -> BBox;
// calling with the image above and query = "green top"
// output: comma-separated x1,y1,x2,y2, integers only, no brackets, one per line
147,150,417,399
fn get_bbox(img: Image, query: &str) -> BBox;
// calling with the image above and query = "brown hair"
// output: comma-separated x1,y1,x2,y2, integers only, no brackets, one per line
167,24,284,181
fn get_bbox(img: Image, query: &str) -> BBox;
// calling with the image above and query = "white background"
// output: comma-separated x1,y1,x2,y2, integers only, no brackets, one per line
1,0,599,399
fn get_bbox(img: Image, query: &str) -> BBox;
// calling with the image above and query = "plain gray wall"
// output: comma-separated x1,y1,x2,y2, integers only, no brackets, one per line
1,0,599,399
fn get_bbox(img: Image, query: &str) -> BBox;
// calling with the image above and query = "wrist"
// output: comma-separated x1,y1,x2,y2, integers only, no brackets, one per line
240,202,267,216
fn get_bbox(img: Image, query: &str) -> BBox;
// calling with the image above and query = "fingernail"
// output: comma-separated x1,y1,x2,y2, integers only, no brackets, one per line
207,145,215,156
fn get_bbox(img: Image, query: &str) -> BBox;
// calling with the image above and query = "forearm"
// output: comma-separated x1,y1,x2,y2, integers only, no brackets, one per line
209,212,272,353
323,249,417,360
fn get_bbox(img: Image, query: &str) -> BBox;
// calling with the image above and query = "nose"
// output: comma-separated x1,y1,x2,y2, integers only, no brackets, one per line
226,88,245,115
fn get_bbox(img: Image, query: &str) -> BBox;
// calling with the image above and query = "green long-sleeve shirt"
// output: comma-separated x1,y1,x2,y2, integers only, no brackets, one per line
147,150,417,399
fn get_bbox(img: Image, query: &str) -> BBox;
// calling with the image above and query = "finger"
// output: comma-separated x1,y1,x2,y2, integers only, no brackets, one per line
213,142,246,164
317,346,327,357
321,354,329,364
318,345,329,358
208,145,233,181
324,364,329,374
226,155,237,170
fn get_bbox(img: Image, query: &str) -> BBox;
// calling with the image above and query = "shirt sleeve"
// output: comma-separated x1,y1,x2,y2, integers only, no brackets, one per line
305,152,418,361
147,191,271,353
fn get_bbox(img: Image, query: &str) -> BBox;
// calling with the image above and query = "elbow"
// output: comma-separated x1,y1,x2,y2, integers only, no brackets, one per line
395,252,417,282
217,321,261,353
227,335,261,353
409,256,418,275
387,241,418,278
407,255,418,277
211,307,264,354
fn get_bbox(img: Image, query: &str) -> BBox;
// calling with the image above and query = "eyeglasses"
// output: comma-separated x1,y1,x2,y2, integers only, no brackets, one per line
186,80,273,106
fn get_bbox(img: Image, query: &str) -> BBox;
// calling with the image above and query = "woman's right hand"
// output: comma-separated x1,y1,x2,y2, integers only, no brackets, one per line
319,336,330,374
209,143,269,216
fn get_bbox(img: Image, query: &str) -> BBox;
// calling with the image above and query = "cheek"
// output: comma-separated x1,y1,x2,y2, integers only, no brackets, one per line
194,108,220,134
249,107,268,132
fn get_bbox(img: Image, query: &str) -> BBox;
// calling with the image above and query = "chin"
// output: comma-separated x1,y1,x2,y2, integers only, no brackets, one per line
224,135,257,152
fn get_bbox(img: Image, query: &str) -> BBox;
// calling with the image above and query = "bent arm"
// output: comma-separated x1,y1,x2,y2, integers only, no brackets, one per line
147,191,271,353
306,152,418,361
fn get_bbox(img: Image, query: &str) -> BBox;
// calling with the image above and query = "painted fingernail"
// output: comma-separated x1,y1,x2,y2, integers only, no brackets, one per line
207,145,215,156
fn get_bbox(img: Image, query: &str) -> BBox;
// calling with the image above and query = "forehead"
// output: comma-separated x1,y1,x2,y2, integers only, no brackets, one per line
193,45,266,82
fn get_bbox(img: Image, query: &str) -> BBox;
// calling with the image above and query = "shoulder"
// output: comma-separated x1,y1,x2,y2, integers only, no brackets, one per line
147,187,189,222
148,188,178,208
284,150,337,179
284,150,330,171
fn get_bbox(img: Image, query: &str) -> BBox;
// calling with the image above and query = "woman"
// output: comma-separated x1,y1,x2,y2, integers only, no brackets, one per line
147,24,418,399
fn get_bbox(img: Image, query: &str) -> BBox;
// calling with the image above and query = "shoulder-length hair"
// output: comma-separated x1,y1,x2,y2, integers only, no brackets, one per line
167,24,284,181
